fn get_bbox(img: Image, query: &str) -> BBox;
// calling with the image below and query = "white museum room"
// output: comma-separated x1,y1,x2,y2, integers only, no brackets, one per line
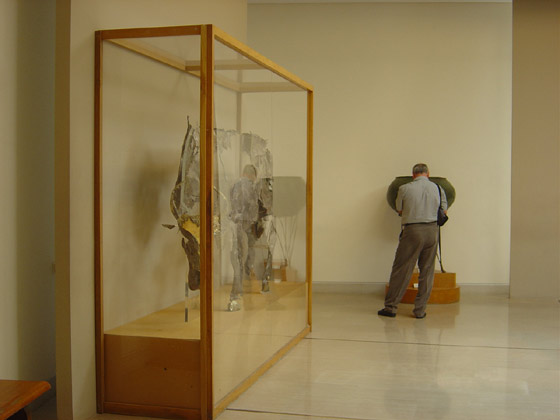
1,1,558,420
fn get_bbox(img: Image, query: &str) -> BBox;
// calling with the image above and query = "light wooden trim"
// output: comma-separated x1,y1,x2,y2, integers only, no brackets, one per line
107,39,297,94
103,402,200,419
93,30,105,413
98,25,202,40
199,24,215,420
213,326,311,417
240,82,303,93
107,38,199,74
213,59,262,70
214,74,242,92
213,26,313,92
306,90,314,330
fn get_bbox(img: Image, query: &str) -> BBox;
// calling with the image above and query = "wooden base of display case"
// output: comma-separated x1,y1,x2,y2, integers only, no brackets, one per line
104,335,201,413
102,281,309,419
385,272,460,304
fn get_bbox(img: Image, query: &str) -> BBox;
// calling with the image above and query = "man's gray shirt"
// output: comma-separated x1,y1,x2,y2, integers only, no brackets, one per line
396,176,447,225
229,177,258,224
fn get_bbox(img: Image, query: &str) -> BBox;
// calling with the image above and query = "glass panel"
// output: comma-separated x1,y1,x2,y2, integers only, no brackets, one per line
101,34,202,340
212,39,309,404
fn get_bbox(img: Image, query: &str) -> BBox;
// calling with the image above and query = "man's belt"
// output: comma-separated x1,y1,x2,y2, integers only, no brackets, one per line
403,221,437,226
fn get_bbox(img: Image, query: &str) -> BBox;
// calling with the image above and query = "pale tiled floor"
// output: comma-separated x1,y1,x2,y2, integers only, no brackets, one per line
34,288,560,420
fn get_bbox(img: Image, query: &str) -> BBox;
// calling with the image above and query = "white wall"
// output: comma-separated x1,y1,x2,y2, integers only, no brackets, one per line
510,0,560,300
100,40,202,331
0,0,56,382
55,1,247,419
248,2,512,287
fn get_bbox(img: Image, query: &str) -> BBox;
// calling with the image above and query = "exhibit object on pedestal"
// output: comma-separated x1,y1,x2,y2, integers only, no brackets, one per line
387,176,456,212
94,24,313,420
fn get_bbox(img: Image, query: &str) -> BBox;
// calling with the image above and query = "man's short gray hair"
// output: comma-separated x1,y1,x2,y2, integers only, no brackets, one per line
412,163,429,175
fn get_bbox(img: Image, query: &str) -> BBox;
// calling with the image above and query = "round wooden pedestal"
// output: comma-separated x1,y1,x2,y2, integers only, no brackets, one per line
385,272,460,304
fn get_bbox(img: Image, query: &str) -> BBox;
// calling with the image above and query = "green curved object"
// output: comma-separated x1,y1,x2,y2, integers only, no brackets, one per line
386,176,456,212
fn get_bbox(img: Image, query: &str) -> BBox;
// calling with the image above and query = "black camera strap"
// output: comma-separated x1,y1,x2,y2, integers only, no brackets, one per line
436,184,446,273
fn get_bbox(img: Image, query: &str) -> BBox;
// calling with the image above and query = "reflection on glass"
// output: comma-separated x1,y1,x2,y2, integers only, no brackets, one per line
273,175,306,270
211,38,309,405
99,32,204,415
228,168,274,312
101,36,201,338
97,28,311,416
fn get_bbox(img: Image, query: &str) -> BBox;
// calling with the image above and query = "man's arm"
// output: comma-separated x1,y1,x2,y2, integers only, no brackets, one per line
440,188,448,215
395,186,404,216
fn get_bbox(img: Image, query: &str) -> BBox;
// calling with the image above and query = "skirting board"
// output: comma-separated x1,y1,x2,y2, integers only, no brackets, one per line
313,282,509,296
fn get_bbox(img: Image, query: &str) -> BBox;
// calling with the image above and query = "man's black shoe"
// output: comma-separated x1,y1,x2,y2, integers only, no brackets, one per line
377,308,396,318
414,313,427,319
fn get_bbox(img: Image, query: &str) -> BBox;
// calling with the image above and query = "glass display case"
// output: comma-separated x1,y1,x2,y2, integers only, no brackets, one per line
94,25,313,419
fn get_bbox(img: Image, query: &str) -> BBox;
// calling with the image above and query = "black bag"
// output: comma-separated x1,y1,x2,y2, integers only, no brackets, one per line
436,184,448,226
437,207,448,226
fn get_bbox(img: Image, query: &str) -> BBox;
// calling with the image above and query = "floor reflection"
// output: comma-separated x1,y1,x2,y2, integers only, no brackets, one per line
226,289,559,420
34,288,559,420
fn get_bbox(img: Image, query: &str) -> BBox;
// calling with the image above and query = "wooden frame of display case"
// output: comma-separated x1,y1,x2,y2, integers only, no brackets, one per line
94,25,313,420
